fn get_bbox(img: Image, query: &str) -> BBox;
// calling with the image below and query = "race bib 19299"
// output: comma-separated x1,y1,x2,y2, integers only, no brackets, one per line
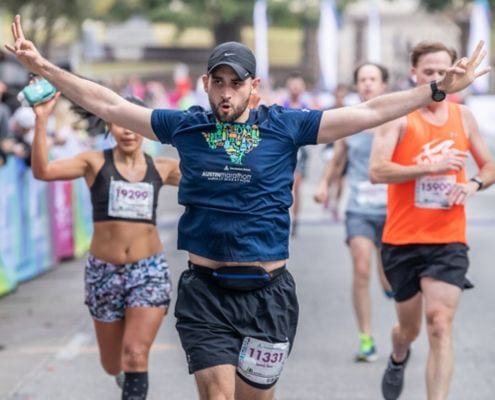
108,179,154,220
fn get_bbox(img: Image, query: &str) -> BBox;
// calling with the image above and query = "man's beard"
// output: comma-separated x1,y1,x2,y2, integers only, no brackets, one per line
210,97,250,123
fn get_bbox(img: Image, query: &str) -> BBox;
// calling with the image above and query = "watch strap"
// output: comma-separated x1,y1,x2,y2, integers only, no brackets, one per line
470,176,483,191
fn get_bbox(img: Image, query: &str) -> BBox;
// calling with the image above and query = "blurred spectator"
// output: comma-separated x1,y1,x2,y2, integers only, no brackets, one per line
1,106,35,166
280,71,311,237
49,96,89,159
193,76,210,110
0,81,11,140
145,80,171,108
122,75,146,99
170,76,195,110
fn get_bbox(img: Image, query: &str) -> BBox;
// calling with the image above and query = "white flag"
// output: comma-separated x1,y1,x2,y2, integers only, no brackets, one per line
468,0,491,93
367,0,381,62
318,0,338,92
254,0,269,83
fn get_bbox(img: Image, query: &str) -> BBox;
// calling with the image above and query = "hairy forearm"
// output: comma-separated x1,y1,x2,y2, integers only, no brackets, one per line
359,84,431,129
38,59,123,123
370,161,432,184
318,85,433,143
477,162,495,189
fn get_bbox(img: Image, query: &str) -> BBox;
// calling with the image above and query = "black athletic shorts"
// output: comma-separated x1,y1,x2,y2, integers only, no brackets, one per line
381,243,469,302
174,265,299,383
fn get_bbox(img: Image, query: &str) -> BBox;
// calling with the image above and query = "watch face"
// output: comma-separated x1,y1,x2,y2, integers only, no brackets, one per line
432,90,446,102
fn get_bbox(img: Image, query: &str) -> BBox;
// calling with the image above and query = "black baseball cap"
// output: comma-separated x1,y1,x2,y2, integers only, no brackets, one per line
207,41,256,80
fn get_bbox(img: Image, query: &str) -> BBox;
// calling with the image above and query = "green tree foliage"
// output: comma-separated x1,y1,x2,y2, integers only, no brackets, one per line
95,0,347,44
100,0,257,43
2,0,97,58
419,0,495,12
418,0,493,56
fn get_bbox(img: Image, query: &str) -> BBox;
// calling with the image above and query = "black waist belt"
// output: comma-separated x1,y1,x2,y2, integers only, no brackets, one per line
188,261,286,291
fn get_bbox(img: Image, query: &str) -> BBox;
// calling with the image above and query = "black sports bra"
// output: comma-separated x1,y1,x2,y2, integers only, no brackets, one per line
90,149,163,224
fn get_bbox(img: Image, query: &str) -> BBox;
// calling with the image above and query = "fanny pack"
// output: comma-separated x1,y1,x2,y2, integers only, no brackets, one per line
188,262,285,291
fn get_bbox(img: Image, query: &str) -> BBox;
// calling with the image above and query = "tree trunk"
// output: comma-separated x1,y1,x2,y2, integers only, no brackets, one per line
354,17,365,65
455,17,469,58
301,21,318,87
42,18,56,60
213,19,243,45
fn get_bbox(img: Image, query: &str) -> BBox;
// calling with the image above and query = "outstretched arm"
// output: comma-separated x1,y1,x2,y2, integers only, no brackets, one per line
32,94,92,181
5,15,156,141
317,41,489,144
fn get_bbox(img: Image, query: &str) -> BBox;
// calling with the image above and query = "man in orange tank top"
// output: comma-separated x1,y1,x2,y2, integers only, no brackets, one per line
370,42,495,400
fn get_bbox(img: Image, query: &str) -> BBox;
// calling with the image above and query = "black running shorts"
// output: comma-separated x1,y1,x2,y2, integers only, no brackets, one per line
174,266,299,384
381,243,469,302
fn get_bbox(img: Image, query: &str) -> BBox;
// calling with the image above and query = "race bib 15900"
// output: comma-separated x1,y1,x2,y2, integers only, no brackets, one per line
415,175,455,209
108,180,154,220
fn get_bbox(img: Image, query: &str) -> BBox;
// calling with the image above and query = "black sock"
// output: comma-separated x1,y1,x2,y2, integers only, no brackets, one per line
391,349,410,366
122,372,148,400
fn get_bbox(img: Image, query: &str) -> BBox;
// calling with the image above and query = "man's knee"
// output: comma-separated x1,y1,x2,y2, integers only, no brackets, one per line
353,261,371,285
426,310,453,341
396,323,421,343
200,383,235,400
195,365,236,400
235,374,276,400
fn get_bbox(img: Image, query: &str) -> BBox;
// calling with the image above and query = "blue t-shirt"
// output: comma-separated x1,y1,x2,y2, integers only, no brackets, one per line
151,105,322,261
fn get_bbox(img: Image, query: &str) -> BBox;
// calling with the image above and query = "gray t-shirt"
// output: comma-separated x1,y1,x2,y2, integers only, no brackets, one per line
345,131,387,216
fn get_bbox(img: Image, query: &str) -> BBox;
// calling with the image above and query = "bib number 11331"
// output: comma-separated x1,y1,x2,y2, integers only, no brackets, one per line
237,337,289,386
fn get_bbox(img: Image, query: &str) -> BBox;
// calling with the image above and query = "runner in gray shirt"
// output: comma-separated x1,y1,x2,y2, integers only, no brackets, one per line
314,62,393,362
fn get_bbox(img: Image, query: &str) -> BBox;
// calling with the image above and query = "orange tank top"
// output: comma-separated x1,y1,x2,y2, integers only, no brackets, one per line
382,103,468,245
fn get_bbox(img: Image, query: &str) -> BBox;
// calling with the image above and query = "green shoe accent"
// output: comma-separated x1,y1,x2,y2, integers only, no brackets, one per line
356,333,378,362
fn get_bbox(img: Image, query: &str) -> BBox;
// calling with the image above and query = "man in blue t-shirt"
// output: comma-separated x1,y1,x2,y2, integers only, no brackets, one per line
7,14,488,399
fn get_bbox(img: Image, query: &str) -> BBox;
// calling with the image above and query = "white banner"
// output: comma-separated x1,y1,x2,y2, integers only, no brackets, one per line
367,0,381,62
468,0,491,93
318,0,338,91
254,0,269,83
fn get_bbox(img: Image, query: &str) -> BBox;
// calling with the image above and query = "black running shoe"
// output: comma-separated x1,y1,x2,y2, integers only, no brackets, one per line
381,349,410,400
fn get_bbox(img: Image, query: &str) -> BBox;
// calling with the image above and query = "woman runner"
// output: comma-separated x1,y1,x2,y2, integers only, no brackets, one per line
31,93,180,400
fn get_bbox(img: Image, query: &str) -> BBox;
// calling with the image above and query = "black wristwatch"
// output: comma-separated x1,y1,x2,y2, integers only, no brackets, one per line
430,80,446,102
470,176,483,191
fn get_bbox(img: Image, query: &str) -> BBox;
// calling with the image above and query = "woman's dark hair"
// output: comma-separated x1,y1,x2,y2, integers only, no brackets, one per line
70,96,145,137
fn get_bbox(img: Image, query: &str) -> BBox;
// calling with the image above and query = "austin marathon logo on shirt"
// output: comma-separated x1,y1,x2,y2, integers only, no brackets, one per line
201,122,261,183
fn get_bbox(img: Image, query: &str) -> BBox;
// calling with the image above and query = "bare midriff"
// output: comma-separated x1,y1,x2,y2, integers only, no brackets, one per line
90,221,163,264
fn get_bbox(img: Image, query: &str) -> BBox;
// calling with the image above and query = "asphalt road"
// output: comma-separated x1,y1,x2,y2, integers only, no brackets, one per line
1,145,495,399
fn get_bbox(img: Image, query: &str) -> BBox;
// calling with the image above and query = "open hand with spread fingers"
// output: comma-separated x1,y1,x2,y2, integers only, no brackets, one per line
438,40,491,93
4,15,45,76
